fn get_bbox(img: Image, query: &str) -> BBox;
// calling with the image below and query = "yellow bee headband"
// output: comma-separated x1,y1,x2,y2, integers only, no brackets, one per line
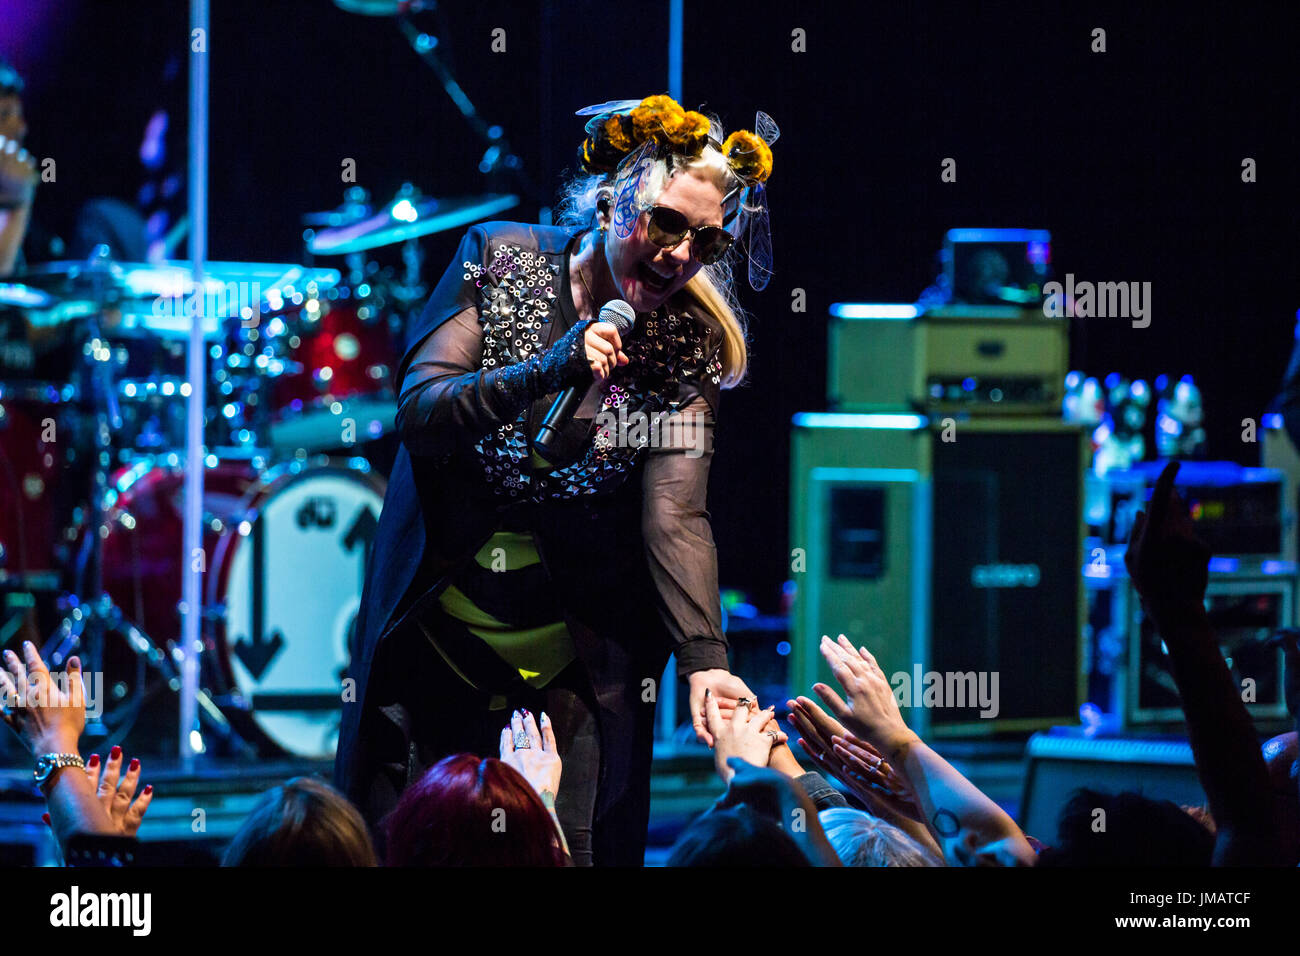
575,95,778,291
577,94,774,186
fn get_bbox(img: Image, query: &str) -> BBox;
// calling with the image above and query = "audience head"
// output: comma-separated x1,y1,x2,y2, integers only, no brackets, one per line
222,776,377,866
1262,731,1299,864
818,807,941,866
383,754,566,866
667,805,812,866
1036,788,1214,867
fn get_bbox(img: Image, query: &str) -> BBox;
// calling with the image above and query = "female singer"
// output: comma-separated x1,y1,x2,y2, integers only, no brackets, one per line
335,94,777,865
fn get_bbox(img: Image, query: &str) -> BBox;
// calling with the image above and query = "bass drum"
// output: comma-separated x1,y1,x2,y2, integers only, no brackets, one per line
99,457,385,758
206,460,386,758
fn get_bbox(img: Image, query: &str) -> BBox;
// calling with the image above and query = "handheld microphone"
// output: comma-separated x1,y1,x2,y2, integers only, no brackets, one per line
534,299,636,465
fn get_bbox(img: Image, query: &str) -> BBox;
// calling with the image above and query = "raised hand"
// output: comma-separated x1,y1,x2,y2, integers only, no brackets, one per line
86,747,153,837
704,689,777,782
1124,460,1212,616
499,709,562,801
814,635,916,756
788,695,925,828
0,643,85,756
688,669,756,747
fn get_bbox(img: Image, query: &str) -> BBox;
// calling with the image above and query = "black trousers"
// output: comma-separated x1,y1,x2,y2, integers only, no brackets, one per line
357,616,606,865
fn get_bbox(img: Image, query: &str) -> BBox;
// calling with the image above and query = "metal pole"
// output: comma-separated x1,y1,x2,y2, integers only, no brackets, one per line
668,0,683,101
181,0,210,768
657,0,685,749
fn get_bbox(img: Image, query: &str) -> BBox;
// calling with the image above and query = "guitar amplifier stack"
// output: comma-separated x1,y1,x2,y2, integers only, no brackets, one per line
790,296,1083,737
828,303,1067,416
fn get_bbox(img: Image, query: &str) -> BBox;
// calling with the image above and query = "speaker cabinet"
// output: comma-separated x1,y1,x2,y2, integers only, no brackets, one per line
789,414,1086,736
1126,572,1295,731
1019,733,1204,841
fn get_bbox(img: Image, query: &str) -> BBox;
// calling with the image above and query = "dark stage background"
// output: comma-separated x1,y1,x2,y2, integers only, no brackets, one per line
4,0,1297,612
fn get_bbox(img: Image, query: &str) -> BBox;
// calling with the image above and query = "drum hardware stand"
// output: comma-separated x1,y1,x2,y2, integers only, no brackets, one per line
40,247,237,747
395,7,547,206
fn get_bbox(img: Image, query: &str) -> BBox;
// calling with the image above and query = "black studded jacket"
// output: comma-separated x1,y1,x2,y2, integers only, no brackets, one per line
336,220,732,812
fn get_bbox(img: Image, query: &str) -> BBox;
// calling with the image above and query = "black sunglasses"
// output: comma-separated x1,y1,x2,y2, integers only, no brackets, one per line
641,204,735,265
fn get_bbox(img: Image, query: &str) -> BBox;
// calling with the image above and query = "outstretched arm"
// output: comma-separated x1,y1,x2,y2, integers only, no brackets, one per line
1125,461,1283,865
814,635,1036,866
640,397,755,745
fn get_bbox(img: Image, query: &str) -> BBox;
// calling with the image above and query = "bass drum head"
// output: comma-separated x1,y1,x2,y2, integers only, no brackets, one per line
210,460,385,759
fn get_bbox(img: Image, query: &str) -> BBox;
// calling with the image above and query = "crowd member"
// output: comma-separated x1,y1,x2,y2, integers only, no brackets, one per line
787,694,944,860
0,642,152,863
1124,461,1285,865
383,710,569,866
222,777,377,867
818,807,942,867
666,685,841,866
813,634,1037,867
703,684,942,866
1036,789,1214,867
667,759,839,867
1261,732,1299,865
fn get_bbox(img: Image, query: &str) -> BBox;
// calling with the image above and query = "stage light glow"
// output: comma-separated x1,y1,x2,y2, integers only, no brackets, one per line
828,303,918,319
391,199,418,222
792,413,928,430
945,228,1051,244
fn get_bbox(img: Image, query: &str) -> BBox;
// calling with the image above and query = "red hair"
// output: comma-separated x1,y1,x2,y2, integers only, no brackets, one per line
383,754,566,866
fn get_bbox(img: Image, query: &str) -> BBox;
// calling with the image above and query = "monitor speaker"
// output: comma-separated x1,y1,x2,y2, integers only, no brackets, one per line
789,415,1086,736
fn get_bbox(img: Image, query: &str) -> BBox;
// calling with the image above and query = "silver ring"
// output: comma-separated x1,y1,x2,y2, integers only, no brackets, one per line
512,730,531,749
736,697,754,710
765,730,779,742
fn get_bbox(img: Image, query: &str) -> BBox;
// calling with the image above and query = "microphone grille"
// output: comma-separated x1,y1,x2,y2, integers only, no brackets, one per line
598,299,636,335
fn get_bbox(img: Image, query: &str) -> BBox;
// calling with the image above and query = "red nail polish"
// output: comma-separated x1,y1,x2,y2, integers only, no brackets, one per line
110,745,121,760
144,784,153,795
129,758,140,772
42,812,51,826
88,754,99,767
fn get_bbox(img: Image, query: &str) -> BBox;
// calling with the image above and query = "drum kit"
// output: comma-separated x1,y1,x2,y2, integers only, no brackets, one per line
0,185,518,759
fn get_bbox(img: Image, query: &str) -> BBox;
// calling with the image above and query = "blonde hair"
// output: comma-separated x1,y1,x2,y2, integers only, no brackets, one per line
819,808,943,867
555,137,750,389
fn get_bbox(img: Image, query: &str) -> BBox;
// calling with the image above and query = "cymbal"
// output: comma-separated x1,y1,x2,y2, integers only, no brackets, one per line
15,260,343,340
332,0,413,15
301,186,372,228
307,193,519,256
0,281,55,309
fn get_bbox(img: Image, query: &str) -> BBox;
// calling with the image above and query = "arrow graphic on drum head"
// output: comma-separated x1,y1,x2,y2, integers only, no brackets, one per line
235,628,285,682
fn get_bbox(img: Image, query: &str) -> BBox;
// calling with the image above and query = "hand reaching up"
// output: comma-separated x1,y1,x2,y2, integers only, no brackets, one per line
499,709,562,801
86,747,153,837
1124,460,1211,618
813,635,916,757
704,690,778,783
788,696,912,807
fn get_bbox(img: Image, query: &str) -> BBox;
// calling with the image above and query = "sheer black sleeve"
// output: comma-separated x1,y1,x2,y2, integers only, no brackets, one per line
395,305,513,455
641,393,729,676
